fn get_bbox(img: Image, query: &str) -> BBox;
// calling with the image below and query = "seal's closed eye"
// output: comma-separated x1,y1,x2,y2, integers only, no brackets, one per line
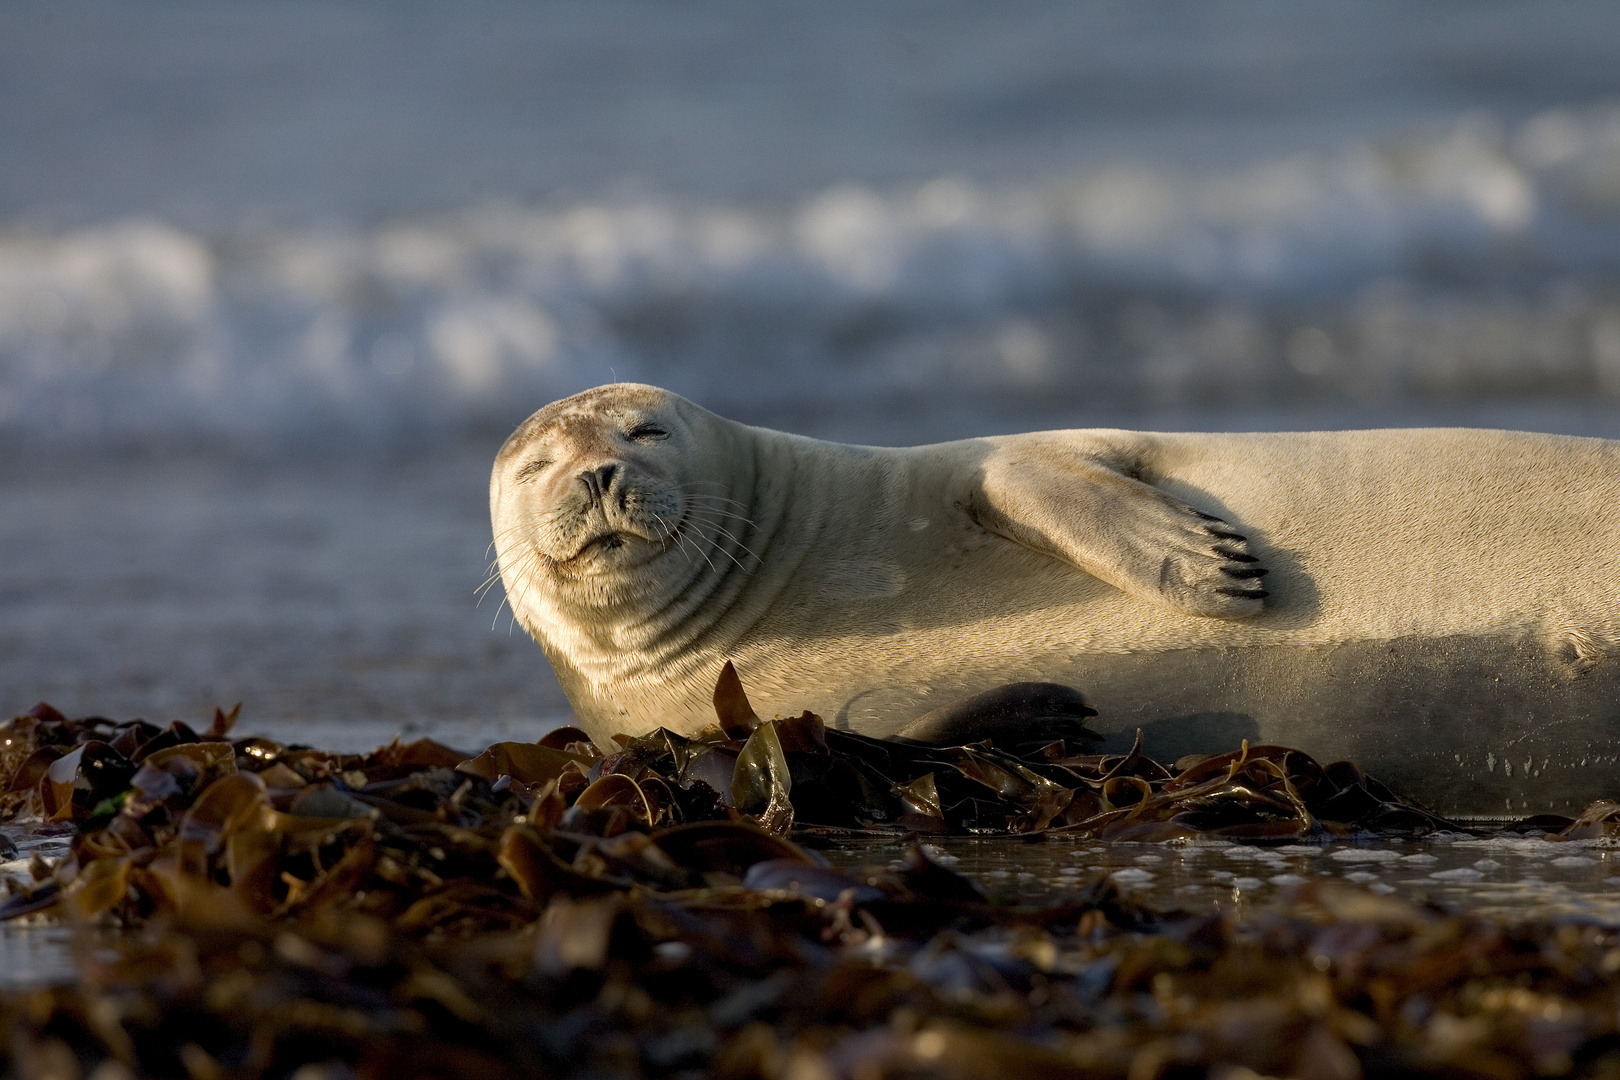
626,423,668,442
515,459,551,482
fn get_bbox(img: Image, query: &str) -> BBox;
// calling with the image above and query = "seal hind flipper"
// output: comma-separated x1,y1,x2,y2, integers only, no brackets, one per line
973,444,1270,620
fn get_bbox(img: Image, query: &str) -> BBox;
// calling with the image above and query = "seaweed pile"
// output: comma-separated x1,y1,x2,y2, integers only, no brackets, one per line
18,872,1620,1080
5,671,1620,1078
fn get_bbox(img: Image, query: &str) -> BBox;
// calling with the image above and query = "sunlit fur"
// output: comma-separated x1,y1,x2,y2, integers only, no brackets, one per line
493,383,1620,816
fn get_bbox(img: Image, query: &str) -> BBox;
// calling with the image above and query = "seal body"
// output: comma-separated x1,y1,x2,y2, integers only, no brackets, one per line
492,384,1620,817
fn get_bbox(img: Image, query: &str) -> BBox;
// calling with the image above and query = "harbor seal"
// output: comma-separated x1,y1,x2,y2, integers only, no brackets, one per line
491,383,1620,816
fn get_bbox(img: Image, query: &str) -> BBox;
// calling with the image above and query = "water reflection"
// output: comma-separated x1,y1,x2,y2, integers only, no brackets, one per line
1,826,74,990
819,832,1620,926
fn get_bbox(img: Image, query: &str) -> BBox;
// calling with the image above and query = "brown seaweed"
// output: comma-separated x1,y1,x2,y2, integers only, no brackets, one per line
10,826,1620,1079
6,673,1620,1079
0,670,1470,937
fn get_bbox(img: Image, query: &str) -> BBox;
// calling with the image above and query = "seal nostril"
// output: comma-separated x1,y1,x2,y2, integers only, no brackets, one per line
580,463,619,505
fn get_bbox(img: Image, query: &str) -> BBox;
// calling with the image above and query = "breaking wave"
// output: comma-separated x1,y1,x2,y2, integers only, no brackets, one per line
6,105,1620,444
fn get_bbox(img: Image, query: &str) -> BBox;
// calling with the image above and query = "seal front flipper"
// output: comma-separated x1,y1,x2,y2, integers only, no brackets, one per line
972,444,1269,619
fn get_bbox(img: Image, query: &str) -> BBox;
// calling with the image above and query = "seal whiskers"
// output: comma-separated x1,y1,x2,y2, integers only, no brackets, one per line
681,506,762,571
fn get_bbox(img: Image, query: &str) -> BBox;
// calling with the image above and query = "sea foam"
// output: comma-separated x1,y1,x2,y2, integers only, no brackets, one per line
4,106,1620,446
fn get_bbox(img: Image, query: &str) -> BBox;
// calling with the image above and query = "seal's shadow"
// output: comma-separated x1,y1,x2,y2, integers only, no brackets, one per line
1098,711,1262,761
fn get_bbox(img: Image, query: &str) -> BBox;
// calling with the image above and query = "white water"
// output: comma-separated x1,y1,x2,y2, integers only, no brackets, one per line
5,104,1620,444
4,2,1620,447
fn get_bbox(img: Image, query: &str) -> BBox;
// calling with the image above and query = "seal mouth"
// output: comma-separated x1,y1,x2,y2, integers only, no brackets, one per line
539,489,689,569
564,531,627,561
558,517,681,564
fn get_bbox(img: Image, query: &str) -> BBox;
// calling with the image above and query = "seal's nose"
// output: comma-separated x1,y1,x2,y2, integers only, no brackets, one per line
580,462,620,505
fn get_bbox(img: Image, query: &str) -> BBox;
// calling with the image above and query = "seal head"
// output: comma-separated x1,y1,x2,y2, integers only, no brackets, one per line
493,384,691,602
490,384,763,709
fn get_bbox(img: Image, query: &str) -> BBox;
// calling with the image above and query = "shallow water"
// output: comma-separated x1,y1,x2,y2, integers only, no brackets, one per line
0,827,75,990
0,443,573,746
833,834,1620,926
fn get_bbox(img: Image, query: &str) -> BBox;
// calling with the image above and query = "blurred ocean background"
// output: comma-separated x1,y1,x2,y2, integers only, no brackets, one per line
7,0,1620,747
